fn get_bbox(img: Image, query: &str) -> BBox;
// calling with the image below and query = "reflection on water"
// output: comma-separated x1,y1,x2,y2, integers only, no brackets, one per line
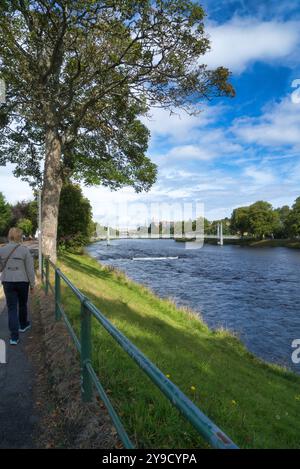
87,239,300,374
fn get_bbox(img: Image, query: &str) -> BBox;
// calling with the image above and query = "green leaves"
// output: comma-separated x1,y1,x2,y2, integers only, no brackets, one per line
285,197,300,237
230,200,297,239
0,107,9,128
0,0,234,191
17,217,33,236
0,192,12,236
57,182,94,249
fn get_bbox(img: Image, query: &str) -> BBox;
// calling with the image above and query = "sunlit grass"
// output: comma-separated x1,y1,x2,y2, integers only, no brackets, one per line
57,252,300,449
248,239,300,248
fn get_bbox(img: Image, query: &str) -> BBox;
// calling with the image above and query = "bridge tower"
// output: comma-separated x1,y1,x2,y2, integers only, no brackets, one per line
217,222,223,246
219,222,223,246
106,226,110,246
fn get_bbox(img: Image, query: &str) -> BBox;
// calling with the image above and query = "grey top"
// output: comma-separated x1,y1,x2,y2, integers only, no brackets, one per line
0,242,35,287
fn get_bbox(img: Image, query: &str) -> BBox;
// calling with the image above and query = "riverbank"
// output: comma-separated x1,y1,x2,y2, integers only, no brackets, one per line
243,238,300,248
176,238,300,248
56,251,300,448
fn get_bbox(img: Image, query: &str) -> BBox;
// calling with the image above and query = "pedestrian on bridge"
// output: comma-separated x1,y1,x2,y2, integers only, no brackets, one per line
0,228,35,345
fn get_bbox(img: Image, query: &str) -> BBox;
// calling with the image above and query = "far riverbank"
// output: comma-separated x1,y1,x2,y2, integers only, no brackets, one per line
176,238,300,249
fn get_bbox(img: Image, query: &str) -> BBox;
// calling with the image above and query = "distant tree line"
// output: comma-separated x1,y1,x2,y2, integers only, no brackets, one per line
0,192,38,238
145,197,300,240
1,190,299,246
205,198,300,239
0,183,95,251
230,199,300,239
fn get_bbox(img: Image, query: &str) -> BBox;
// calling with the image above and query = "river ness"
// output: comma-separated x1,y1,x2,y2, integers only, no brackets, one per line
87,239,300,374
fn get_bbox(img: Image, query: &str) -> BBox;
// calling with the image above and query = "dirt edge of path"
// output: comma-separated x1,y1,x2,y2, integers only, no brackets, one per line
28,286,121,449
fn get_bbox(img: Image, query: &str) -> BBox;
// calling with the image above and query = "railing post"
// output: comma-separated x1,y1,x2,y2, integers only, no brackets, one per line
80,298,93,402
41,253,44,283
55,269,62,321
45,255,49,295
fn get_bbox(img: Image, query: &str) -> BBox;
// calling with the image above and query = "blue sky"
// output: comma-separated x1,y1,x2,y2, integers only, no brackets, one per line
1,0,300,226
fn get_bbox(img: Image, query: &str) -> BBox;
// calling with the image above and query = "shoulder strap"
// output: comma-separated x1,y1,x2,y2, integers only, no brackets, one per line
1,244,20,272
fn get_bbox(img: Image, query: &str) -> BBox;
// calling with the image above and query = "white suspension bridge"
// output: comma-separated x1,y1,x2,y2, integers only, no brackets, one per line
96,222,240,246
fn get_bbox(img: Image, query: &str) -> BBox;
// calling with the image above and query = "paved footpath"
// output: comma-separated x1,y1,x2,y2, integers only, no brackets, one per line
0,298,38,448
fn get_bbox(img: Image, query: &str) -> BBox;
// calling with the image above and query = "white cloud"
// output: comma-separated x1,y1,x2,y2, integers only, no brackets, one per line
244,166,276,185
154,129,243,164
142,104,244,168
0,164,33,203
164,188,194,199
142,105,224,143
166,144,215,161
159,169,198,180
205,206,234,220
233,97,300,147
205,18,300,73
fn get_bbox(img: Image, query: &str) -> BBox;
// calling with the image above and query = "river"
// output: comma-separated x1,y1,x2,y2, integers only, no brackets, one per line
87,239,300,374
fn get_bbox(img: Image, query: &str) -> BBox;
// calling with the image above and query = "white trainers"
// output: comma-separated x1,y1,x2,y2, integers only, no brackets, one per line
19,323,31,333
10,338,20,345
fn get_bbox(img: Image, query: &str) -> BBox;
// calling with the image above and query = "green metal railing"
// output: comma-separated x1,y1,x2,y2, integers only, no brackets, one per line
42,255,239,450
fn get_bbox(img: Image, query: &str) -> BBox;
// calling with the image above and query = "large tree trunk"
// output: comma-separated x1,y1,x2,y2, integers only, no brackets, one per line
42,129,63,263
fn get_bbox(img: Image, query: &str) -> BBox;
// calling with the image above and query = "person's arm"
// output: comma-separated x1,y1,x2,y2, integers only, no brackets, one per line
24,249,35,288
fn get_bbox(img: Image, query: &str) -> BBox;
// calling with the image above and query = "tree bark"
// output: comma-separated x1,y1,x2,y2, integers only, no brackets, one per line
42,129,62,263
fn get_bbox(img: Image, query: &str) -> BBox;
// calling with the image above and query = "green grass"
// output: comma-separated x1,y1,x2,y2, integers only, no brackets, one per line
55,252,300,449
245,239,300,249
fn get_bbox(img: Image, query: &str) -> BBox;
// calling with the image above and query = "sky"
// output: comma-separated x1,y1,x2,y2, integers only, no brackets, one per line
1,0,300,227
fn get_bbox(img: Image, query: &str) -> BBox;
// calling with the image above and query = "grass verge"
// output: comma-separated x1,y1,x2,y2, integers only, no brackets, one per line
244,239,300,248
53,252,300,449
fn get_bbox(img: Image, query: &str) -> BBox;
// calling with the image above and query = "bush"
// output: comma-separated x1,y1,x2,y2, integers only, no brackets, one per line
58,183,94,251
0,192,12,236
58,233,89,254
17,218,33,236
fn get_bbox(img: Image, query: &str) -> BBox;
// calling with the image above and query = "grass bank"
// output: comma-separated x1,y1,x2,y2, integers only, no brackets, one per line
243,238,300,248
55,252,300,449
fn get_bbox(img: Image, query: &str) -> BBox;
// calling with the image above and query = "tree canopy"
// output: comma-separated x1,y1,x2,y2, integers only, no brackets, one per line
10,199,38,235
0,192,12,236
285,197,300,237
0,0,234,188
273,205,291,238
0,0,235,259
58,182,94,250
230,200,300,239
231,206,251,236
247,201,279,239
17,217,33,236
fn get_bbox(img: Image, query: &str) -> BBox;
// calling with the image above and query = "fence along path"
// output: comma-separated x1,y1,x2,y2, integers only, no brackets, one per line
43,255,239,450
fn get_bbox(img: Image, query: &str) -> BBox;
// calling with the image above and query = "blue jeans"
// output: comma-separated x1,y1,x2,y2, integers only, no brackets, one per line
2,282,30,340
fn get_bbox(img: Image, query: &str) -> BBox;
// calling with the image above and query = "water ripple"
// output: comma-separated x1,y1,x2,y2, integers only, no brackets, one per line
87,239,300,374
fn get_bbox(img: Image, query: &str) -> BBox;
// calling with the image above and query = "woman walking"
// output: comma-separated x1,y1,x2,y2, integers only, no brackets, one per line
0,228,35,345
